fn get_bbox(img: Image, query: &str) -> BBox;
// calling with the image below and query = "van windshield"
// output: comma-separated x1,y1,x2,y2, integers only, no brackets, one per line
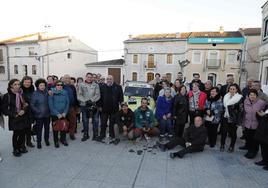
124,87,153,97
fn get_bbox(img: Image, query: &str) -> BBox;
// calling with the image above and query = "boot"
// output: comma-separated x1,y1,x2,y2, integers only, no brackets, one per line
92,129,98,141
81,131,89,142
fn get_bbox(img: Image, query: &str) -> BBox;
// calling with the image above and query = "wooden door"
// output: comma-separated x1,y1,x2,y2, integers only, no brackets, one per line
147,72,154,83
108,68,121,84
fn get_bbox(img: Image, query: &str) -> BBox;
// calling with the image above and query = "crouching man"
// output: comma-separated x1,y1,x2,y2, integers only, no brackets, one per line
134,98,159,139
158,115,207,158
115,102,135,140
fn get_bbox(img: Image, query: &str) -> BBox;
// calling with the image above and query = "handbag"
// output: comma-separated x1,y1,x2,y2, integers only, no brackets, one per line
53,118,69,132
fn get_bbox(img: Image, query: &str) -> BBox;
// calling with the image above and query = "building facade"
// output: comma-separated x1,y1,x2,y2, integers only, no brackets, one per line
0,45,8,80
0,32,97,80
259,1,268,88
239,28,261,87
184,31,245,85
123,33,188,83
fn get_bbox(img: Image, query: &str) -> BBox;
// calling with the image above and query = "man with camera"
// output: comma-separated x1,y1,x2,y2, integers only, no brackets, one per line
77,72,100,141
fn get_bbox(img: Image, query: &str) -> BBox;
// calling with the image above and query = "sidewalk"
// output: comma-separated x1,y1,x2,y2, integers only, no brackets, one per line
0,123,267,188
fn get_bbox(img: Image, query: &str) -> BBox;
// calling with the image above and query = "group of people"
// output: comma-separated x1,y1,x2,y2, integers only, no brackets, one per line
0,72,268,172
152,73,268,171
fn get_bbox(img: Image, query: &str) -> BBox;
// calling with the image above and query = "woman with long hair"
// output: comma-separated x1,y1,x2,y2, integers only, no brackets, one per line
221,83,243,152
1,79,29,157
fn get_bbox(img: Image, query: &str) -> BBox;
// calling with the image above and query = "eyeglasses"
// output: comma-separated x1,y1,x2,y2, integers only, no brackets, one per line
56,84,63,86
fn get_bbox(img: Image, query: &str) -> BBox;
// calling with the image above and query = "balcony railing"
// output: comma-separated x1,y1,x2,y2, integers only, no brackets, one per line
206,59,221,68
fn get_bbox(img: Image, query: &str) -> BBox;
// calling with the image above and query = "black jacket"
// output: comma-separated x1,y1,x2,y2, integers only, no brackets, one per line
115,108,135,129
255,105,268,145
1,91,29,131
173,94,188,124
220,84,229,98
99,83,123,113
184,125,207,148
226,98,244,125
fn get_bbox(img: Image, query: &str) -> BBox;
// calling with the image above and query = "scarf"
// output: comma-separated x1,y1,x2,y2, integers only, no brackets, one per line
10,88,25,113
223,93,242,118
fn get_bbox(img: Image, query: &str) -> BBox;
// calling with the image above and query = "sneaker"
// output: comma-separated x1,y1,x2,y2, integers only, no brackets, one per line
227,146,234,153
255,160,267,166
112,138,120,145
13,149,21,157
19,147,28,154
27,142,35,148
81,133,89,142
61,141,68,146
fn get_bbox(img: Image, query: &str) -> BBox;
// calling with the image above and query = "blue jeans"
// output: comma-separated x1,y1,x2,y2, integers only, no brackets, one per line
81,106,99,132
36,118,50,144
159,118,173,136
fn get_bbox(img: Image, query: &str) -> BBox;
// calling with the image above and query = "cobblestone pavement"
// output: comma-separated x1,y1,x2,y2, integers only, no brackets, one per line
0,120,268,188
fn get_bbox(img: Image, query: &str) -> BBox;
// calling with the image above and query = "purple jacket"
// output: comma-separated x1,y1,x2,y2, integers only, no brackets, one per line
156,96,173,119
243,98,266,129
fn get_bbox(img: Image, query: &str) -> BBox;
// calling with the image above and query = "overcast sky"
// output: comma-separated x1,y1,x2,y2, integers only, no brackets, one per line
0,0,265,60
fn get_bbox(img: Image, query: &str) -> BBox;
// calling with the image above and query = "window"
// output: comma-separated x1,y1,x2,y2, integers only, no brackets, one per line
32,65,37,75
67,53,72,59
167,54,172,64
14,65,18,74
23,65,28,76
265,67,268,85
166,73,172,82
209,51,218,60
28,47,35,56
15,48,20,56
132,72,137,81
192,51,202,64
0,66,5,74
133,54,138,64
0,49,3,62
148,54,154,68
226,51,237,64
68,38,72,43
264,19,268,41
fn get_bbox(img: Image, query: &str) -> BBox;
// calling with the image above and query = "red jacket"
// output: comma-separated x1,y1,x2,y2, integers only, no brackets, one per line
188,91,207,110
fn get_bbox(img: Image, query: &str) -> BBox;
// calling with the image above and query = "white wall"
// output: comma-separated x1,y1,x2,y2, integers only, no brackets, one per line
124,40,186,82
40,37,98,78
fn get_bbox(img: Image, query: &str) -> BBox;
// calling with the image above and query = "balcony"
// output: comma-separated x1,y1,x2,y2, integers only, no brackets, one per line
144,62,156,70
206,59,221,69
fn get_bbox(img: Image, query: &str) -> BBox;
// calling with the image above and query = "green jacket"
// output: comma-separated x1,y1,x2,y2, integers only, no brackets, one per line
134,107,155,129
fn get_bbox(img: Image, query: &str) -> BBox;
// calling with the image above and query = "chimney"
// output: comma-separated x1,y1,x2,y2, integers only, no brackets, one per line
219,26,224,34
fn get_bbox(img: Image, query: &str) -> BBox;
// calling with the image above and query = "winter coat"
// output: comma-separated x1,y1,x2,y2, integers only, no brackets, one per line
1,91,29,131
63,84,79,107
255,105,268,145
184,125,207,148
205,96,223,124
155,96,173,120
30,89,50,119
48,88,69,116
115,108,135,129
99,83,123,114
77,82,100,106
243,98,265,130
21,85,35,124
223,93,243,125
134,107,155,129
173,94,188,125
